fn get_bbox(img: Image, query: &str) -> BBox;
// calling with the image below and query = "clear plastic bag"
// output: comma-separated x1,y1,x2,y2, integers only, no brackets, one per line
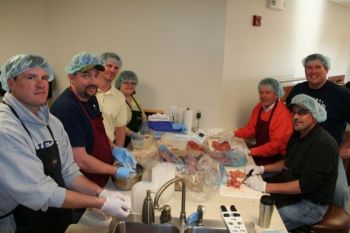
155,143,223,202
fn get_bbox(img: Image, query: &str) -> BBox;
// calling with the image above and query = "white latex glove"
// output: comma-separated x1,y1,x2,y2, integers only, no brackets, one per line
101,197,131,218
100,189,127,199
245,165,264,175
218,130,235,143
244,176,266,192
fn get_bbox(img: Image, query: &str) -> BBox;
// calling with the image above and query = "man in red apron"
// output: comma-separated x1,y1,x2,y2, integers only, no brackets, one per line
0,54,132,233
222,78,293,166
51,52,136,188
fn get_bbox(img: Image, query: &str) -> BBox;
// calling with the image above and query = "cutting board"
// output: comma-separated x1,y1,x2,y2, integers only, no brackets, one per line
219,168,263,199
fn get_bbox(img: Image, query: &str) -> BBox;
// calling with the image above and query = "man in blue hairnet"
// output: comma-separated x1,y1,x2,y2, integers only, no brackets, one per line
96,52,127,147
51,52,136,189
286,53,350,209
0,54,132,233
245,94,338,231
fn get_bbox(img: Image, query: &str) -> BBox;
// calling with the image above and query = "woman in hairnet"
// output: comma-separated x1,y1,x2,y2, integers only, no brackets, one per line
230,78,293,166
115,70,148,147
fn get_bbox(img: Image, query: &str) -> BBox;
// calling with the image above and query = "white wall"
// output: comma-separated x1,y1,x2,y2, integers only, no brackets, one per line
0,0,349,129
220,0,350,128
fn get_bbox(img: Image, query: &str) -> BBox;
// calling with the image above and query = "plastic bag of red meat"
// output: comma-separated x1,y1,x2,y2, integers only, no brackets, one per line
208,147,248,167
178,154,223,202
156,143,223,202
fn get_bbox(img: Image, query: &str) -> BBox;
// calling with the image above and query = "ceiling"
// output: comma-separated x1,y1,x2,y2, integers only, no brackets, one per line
328,0,350,8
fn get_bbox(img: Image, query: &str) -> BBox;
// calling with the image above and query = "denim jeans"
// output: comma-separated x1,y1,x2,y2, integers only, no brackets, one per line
277,199,328,231
333,159,349,209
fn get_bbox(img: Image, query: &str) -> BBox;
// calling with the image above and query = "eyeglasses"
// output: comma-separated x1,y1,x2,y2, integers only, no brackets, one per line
122,81,136,86
289,109,310,116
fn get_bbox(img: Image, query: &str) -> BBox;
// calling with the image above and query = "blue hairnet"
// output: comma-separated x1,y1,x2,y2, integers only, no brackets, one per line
115,70,139,89
288,94,327,123
302,53,330,70
100,52,122,67
258,77,284,98
65,52,104,74
0,54,54,91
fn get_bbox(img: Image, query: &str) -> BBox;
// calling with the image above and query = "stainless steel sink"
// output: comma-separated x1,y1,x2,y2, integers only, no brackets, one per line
184,227,229,233
108,214,242,233
114,221,180,233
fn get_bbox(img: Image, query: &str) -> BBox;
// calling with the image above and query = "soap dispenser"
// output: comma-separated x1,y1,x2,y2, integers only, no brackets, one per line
142,189,154,224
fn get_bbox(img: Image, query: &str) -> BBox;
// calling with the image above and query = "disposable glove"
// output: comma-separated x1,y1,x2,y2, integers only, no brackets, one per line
101,197,131,218
244,176,266,192
218,130,234,143
115,167,135,178
100,189,127,199
245,165,265,175
112,147,137,169
172,123,187,132
234,147,250,157
130,132,142,140
140,121,150,135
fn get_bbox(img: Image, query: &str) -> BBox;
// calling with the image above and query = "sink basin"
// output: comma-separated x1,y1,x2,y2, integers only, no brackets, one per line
109,214,242,233
114,221,179,233
184,227,229,233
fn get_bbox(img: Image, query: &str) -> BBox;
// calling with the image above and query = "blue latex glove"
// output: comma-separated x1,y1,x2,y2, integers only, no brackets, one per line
131,132,142,140
115,167,135,178
172,123,187,132
140,121,150,135
112,147,137,169
187,212,199,225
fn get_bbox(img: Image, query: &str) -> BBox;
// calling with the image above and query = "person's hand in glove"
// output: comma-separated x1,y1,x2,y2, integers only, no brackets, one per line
244,176,266,192
115,167,135,178
100,196,131,218
245,165,264,175
140,121,150,135
112,147,137,169
218,130,235,143
100,189,127,199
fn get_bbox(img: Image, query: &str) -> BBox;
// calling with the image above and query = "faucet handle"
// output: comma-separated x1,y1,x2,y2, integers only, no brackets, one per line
160,204,172,223
197,205,205,226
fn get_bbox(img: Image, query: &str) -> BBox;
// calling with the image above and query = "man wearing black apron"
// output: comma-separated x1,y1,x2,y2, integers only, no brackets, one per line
0,54,132,233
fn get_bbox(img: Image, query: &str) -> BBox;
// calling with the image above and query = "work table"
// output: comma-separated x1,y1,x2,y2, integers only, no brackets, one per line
65,138,287,233
66,178,287,233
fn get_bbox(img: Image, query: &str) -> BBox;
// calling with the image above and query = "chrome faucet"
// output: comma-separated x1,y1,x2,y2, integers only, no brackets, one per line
153,177,187,225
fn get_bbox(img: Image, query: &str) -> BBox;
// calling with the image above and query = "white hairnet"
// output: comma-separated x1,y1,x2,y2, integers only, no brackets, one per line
258,77,285,98
65,52,104,74
302,53,330,70
0,54,54,91
288,94,327,123
115,70,139,89
100,52,122,67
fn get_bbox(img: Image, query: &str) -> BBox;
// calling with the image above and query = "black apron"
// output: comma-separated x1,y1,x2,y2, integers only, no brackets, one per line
3,102,72,233
125,96,143,147
253,101,283,166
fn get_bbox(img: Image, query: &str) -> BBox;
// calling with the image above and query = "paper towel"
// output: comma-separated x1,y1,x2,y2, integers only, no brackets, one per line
177,108,185,124
183,108,193,134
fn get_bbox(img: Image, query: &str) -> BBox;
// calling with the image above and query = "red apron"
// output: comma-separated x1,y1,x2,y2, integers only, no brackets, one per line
253,101,283,166
75,95,113,187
